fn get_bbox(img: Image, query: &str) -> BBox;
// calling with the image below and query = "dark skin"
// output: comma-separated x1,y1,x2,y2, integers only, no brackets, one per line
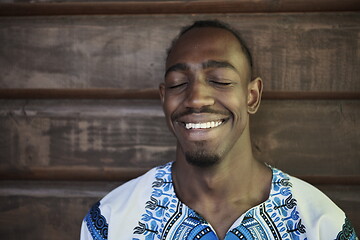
159,27,272,239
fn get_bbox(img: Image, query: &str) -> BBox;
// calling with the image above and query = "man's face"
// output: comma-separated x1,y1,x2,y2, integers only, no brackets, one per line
160,27,255,167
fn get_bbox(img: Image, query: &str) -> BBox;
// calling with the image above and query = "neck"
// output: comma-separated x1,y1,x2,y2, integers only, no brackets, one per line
173,126,267,200
173,148,265,204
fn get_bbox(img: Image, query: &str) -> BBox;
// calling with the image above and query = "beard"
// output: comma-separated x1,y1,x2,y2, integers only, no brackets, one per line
181,140,222,168
185,150,220,168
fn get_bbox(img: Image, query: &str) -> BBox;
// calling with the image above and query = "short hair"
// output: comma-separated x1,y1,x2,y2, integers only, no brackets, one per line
166,20,253,68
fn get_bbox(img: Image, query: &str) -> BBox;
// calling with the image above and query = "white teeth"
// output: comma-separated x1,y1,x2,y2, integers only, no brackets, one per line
185,120,224,130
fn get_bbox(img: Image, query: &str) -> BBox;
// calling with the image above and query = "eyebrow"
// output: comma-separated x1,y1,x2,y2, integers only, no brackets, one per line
165,60,238,77
165,63,190,77
202,60,237,72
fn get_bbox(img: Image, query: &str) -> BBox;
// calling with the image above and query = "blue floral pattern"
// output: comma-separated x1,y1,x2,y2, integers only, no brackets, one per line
132,163,307,240
85,202,108,240
335,218,357,240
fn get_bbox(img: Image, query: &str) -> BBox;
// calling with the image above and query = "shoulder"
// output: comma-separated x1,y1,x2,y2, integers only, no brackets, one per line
289,175,343,217
271,168,343,217
287,173,357,239
81,162,173,240
100,166,158,208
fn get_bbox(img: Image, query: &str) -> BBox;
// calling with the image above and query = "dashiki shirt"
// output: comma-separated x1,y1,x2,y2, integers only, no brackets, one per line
81,162,358,240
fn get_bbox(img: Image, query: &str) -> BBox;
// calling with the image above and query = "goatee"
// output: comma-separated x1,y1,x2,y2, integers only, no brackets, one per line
185,151,220,168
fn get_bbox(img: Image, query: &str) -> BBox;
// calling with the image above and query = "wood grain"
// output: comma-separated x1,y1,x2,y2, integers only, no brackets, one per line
1,167,360,185
0,13,359,91
0,88,359,100
0,0,359,16
0,166,149,181
0,195,96,240
0,99,359,177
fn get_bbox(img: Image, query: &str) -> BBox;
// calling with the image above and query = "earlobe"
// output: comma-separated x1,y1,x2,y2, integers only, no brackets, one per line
247,77,263,114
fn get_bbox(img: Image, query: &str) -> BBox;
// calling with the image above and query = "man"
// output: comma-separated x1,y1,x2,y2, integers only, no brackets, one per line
81,20,357,240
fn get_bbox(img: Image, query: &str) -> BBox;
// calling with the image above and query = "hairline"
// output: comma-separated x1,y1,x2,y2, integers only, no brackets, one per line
166,20,253,70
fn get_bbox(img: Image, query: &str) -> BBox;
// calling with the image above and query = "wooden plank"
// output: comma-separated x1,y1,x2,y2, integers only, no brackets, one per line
0,166,149,181
0,99,175,170
252,100,360,176
0,180,121,198
0,88,160,100
0,88,359,100
1,166,360,185
0,182,359,238
0,99,359,177
0,13,359,91
0,195,96,240
0,0,359,16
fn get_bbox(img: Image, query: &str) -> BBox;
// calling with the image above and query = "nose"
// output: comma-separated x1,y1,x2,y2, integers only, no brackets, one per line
184,80,215,109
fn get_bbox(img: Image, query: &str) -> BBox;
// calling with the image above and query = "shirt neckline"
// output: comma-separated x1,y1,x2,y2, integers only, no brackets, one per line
164,162,284,236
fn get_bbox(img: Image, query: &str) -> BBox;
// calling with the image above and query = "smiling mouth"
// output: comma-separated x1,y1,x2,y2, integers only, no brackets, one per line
182,119,226,130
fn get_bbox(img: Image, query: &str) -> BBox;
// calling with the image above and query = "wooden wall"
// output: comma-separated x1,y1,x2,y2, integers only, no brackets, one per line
0,1,359,239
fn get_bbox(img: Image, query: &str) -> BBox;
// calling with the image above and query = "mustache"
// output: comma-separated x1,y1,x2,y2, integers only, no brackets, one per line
172,107,230,121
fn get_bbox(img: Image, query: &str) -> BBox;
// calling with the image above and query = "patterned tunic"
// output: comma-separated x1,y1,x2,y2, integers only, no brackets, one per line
81,162,357,240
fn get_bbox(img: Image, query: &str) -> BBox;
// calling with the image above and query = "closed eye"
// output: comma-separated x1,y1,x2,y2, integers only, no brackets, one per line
212,81,231,85
167,82,188,89
209,80,232,86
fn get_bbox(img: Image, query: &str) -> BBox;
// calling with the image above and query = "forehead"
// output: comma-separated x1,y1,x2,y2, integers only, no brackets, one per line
166,27,248,71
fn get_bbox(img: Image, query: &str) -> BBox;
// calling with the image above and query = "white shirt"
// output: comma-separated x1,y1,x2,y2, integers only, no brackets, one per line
80,162,357,240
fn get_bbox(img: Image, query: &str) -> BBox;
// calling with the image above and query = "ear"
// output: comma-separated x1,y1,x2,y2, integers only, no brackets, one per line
159,83,165,104
247,77,263,114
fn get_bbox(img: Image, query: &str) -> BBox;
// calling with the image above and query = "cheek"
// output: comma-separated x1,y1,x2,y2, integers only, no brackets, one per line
224,98,248,125
163,97,180,124
220,93,247,111
165,94,183,112
162,102,176,134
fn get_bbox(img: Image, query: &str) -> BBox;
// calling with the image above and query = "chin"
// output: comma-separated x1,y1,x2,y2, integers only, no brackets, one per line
185,151,221,168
